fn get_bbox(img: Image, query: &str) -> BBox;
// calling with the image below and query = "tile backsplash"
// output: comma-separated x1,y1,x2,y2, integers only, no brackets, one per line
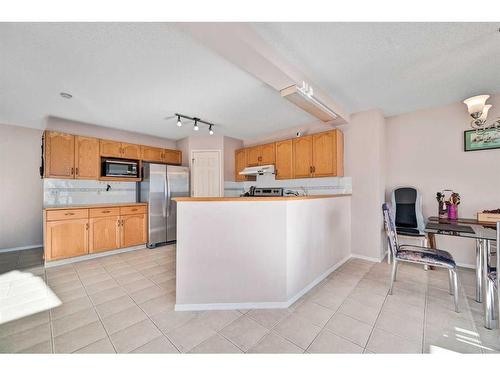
43,179,137,207
224,175,352,197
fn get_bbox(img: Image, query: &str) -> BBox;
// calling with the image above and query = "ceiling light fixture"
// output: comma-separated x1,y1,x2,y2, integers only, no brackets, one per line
60,92,72,99
174,113,216,135
280,82,338,122
463,95,499,132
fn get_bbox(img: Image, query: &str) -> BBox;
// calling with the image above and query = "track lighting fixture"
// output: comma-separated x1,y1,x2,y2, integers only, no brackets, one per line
174,113,216,135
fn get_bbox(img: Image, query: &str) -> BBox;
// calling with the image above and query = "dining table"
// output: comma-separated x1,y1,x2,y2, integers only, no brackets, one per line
425,216,497,329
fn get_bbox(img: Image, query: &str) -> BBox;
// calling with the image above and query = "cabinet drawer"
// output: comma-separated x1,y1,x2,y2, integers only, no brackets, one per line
89,207,121,218
120,205,147,215
46,209,88,221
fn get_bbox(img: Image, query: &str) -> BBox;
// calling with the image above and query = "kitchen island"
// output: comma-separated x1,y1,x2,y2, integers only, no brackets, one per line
173,194,351,311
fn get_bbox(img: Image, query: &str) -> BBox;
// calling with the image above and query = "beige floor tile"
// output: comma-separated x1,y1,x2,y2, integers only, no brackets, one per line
382,295,425,320
157,279,176,292
75,337,116,353
151,310,199,332
51,295,93,320
424,333,482,354
195,310,242,331
129,285,168,304
366,328,422,353
54,286,88,303
325,312,373,347
19,339,52,353
0,323,51,353
0,311,49,338
247,308,290,329
114,272,146,285
248,332,303,353
110,319,162,353
54,321,107,353
89,286,127,306
338,297,382,326
219,316,269,352
308,330,363,353
95,295,136,318
149,271,176,283
190,333,242,353
50,278,84,293
102,305,148,334
273,313,321,350
52,307,99,337
132,336,179,353
138,293,176,316
167,319,217,352
121,278,156,293
293,301,335,327
79,272,113,286
84,278,119,295
309,289,346,311
375,308,423,342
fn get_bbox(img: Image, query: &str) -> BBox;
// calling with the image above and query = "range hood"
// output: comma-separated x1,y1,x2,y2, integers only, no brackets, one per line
239,165,275,176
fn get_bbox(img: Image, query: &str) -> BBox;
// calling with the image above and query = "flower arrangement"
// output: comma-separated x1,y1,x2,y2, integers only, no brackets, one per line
436,190,460,219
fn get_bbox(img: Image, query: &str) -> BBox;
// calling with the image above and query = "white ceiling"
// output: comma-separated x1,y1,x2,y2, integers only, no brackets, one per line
253,22,500,117
1,23,500,141
0,23,313,140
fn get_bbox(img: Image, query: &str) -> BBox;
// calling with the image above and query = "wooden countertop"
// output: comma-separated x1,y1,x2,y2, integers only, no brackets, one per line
44,202,147,211
173,194,351,202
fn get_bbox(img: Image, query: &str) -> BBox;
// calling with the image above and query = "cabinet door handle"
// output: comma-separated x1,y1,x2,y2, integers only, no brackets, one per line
117,220,121,227
71,167,74,175
75,167,79,176
85,223,89,230
64,212,75,216
102,210,111,213
131,208,138,211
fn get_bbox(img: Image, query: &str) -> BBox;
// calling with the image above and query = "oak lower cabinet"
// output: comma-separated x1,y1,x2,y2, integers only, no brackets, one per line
45,218,89,261
44,204,148,262
121,213,147,247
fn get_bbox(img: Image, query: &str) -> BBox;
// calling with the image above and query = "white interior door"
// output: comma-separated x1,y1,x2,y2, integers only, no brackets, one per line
191,150,222,197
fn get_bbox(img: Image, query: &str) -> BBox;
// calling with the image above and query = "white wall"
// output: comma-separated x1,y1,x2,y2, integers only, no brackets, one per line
0,124,43,250
343,109,386,261
386,95,500,267
223,136,244,181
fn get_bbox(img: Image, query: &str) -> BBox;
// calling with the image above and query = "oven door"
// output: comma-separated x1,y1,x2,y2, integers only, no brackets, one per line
104,160,138,177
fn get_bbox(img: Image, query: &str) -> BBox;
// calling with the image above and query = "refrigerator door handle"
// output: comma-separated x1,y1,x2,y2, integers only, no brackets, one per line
162,175,167,218
166,175,171,217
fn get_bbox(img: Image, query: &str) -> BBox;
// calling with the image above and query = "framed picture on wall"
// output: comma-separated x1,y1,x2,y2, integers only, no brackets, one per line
464,128,500,152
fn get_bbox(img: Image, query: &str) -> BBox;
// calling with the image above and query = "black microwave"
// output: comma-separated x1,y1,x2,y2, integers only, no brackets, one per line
102,159,139,178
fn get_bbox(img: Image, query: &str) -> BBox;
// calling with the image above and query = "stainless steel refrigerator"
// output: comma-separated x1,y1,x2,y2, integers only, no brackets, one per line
139,163,189,247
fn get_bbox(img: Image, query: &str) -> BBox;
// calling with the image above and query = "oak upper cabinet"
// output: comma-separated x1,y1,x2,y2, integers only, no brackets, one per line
312,130,344,177
75,136,100,179
275,140,293,180
45,218,89,261
100,140,141,159
120,213,147,248
141,146,164,163
44,131,75,178
246,144,275,166
235,148,248,182
99,139,122,158
121,142,141,159
293,135,313,178
163,149,182,165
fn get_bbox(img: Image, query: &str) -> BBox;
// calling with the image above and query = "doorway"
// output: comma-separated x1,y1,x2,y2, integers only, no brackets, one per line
191,150,222,197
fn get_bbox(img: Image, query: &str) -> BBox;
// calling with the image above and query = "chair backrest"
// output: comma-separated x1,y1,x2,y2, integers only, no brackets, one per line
382,203,399,258
391,187,425,230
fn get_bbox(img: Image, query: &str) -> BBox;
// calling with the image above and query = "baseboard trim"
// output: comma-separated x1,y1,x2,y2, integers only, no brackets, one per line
44,245,146,268
350,253,384,263
0,244,43,254
175,253,351,312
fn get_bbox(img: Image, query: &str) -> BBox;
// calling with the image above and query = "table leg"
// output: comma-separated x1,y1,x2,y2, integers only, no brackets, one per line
483,239,496,329
476,239,483,303
428,233,436,249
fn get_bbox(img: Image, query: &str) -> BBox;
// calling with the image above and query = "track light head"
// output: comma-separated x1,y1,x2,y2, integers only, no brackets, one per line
176,115,182,127
193,120,199,131
208,125,214,136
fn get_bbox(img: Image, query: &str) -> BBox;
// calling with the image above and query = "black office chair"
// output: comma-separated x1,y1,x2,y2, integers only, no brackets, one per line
388,187,428,263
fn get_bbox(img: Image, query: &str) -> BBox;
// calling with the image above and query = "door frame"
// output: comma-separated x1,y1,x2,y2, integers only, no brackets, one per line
190,149,223,197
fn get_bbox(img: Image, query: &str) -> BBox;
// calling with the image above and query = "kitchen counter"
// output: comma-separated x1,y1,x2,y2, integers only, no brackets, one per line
173,194,351,202
174,194,351,311
43,202,147,210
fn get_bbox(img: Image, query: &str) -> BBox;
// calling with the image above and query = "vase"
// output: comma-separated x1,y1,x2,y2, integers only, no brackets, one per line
448,204,458,220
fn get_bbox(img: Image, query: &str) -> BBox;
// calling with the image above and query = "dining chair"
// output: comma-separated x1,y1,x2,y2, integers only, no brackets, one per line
387,187,428,264
484,222,499,329
382,203,460,312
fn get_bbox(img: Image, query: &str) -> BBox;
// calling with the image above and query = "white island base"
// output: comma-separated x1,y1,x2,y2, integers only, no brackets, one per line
173,195,351,311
